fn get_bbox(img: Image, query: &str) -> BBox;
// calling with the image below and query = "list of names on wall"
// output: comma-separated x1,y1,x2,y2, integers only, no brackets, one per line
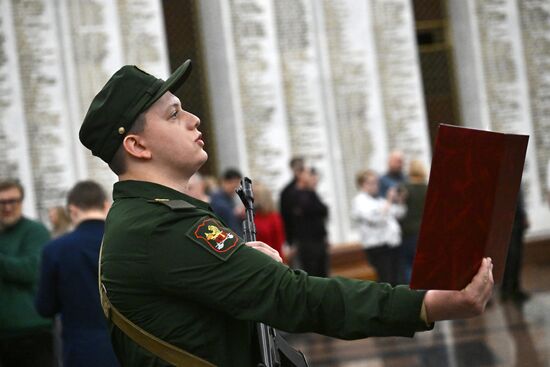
64,0,122,190
117,0,168,77
372,0,431,164
475,0,527,134
273,0,336,213
0,0,177,220
0,1,23,179
518,0,550,202
321,0,375,207
229,0,290,192
11,0,76,217
474,0,537,208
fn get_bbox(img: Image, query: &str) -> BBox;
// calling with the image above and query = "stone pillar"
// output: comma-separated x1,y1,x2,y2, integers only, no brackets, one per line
518,0,550,230
0,0,171,221
10,0,79,219
449,0,550,237
198,0,292,195
56,0,125,190
0,0,37,217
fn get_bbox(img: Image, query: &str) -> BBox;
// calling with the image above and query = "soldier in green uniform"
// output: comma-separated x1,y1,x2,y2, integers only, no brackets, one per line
79,60,494,367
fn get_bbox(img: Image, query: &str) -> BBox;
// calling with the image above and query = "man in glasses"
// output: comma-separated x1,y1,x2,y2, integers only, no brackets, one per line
0,179,52,367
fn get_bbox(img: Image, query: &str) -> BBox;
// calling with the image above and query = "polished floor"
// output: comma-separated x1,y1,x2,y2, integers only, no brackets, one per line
287,262,550,367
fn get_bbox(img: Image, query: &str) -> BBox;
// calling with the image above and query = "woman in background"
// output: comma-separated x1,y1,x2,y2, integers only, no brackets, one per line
253,182,286,261
352,169,406,286
48,206,72,238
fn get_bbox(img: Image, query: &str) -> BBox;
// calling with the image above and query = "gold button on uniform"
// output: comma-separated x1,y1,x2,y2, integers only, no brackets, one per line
118,127,125,135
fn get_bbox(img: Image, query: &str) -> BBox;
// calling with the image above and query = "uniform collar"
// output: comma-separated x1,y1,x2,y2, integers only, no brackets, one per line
113,180,210,210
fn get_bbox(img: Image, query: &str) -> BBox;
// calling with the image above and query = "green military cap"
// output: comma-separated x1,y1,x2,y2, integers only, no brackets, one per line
79,60,192,164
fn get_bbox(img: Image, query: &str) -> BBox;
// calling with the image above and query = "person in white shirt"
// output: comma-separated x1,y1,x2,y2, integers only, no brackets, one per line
352,169,406,285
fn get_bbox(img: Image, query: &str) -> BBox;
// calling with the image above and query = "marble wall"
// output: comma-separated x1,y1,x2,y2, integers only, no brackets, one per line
199,0,431,242
0,0,169,220
2,0,548,241
450,0,550,238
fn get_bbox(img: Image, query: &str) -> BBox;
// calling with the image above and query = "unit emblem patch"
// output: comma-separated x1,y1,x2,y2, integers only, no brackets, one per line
187,217,242,260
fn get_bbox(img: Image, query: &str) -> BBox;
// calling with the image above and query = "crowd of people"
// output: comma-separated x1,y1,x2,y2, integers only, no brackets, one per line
352,151,427,286
0,179,118,367
188,151,427,286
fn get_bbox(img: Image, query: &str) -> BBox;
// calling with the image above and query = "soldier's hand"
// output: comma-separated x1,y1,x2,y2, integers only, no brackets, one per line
423,257,494,322
246,241,283,263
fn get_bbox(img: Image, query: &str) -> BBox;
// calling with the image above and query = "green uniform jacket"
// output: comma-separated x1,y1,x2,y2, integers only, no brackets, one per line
0,217,52,337
102,181,432,367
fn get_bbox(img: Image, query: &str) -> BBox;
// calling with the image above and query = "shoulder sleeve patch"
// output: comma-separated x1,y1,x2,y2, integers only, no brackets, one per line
186,217,243,261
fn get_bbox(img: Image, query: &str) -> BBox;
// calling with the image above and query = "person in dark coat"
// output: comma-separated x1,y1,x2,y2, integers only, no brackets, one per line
290,167,330,277
501,189,530,303
400,160,428,284
0,179,52,367
35,181,119,367
279,156,305,246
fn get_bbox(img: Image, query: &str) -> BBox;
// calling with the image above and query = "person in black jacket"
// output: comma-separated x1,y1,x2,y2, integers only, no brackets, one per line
501,189,530,303
290,166,329,277
279,157,305,247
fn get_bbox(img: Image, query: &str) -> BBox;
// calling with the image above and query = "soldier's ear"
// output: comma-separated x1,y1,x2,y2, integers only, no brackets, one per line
122,134,152,160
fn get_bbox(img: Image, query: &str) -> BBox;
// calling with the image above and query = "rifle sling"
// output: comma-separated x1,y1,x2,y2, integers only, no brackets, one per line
98,243,215,367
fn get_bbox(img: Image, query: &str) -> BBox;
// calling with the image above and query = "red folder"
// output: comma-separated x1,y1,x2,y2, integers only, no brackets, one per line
410,124,528,290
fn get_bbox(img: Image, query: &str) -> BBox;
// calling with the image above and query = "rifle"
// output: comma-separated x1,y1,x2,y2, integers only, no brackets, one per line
237,177,309,367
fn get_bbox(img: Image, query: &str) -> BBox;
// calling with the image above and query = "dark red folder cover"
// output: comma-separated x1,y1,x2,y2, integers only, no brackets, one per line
410,124,528,290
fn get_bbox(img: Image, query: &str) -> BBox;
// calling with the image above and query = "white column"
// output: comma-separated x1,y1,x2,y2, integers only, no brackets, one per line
199,0,292,195
56,0,125,191
272,0,340,242
116,0,170,77
372,0,432,168
11,0,78,220
448,0,491,129
197,0,249,174
518,0,550,236
474,0,547,237
310,0,386,242
0,0,37,218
